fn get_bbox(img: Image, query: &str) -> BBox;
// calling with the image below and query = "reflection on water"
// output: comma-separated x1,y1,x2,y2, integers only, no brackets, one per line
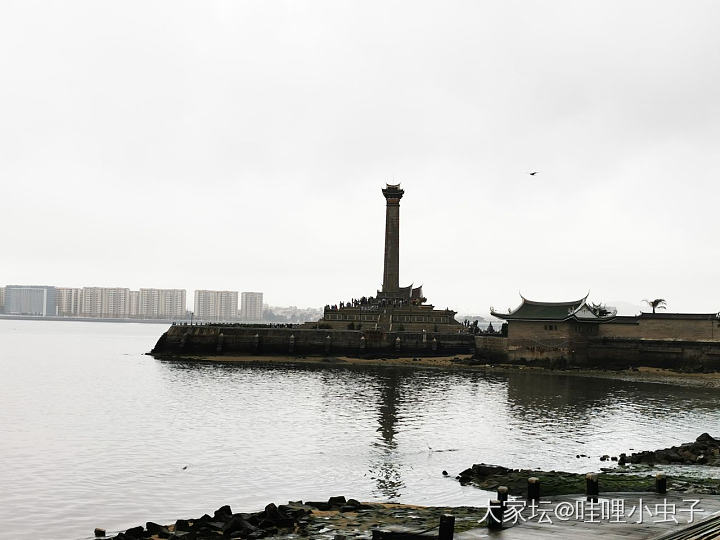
1,320,720,540
371,369,403,499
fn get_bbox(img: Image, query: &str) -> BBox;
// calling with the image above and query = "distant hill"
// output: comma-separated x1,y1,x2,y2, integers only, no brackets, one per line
456,314,488,323
606,300,644,316
263,306,323,323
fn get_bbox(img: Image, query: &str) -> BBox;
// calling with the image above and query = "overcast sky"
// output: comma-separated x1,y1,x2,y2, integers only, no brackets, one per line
2,1,719,315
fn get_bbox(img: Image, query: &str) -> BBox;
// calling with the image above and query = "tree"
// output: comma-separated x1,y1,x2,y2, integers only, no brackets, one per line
643,298,667,314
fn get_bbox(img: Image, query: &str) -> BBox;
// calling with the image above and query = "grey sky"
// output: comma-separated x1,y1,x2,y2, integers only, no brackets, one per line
2,1,719,314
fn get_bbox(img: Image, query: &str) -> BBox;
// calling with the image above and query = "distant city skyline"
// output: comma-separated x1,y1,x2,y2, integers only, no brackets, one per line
0,283,321,321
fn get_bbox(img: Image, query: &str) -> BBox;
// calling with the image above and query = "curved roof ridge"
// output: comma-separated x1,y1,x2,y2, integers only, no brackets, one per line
518,295,588,307
492,292,590,321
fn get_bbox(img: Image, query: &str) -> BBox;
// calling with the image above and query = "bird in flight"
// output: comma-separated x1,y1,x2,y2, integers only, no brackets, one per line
529,171,539,176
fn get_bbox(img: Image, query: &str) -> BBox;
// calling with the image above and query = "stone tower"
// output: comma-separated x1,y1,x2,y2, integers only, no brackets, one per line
381,183,404,293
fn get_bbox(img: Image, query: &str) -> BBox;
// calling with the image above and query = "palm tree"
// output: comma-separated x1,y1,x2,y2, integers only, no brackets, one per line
642,298,667,314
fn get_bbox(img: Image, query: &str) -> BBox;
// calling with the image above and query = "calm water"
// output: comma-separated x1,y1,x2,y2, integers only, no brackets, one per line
2,320,720,539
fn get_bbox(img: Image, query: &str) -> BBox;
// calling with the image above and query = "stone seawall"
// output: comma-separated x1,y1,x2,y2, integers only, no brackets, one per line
152,324,475,357
582,337,720,370
474,335,720,371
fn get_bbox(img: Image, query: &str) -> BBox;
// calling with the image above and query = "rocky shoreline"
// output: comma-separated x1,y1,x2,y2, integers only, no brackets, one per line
98,497,485,540
457,434,720,497
456,463,720,496
619,433,720,466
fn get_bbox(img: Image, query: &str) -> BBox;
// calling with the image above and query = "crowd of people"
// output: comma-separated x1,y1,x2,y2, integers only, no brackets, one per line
324,295,424,311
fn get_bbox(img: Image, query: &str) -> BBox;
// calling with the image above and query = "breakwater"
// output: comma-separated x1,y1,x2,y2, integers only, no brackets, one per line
151,324,476,357
152,324,720,371
474,336,720,371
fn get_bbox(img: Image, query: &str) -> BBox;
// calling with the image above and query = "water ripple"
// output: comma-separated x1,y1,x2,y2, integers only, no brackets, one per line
2,320,720,539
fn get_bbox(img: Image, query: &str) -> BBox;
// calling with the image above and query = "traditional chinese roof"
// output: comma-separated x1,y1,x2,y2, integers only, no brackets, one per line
377,283,418,301
491,294,617,322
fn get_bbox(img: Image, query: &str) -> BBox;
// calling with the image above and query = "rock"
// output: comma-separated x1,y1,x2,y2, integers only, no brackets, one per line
328,496,347,507
697,433,717,445
174,519,190,532
223,515,257,537
213,504,232,520
123,526,144,538
442,470,448,476
94,528,106,538
343,499,362,510
625,434,720,466
169,532,196,540
206,521,226,532
305,501,331,511
146,522,170,538
611,456,618,462
261,503,294,527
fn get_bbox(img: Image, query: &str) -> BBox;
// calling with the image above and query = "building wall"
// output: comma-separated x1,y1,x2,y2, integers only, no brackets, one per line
129,290,140,317
319,306,461,332
240,292,264,322
4,286,57,316
57,288,82,316
636,318,719,341
507,317,720,345
596,321,640,338
81,287,131,318
194,290,238,321
507,320,571,344
139,288,186,319
0,286,5,313
489,315,720,367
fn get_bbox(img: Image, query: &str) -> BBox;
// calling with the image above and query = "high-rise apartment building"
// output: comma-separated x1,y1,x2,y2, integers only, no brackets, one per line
129,290,140,318
56,288,82,316
240,292,264,322
4,285,57,316
194,290,238,321
138,288,186,319
81,287,131,318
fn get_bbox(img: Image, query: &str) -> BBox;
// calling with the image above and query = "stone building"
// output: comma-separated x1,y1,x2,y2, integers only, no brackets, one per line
487,294,720,365
313,184,461,332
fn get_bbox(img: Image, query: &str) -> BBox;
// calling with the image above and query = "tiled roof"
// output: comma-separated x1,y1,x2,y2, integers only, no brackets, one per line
491,295,588,321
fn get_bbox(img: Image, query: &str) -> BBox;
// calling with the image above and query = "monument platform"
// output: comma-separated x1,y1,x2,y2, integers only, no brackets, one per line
151,324,474,357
